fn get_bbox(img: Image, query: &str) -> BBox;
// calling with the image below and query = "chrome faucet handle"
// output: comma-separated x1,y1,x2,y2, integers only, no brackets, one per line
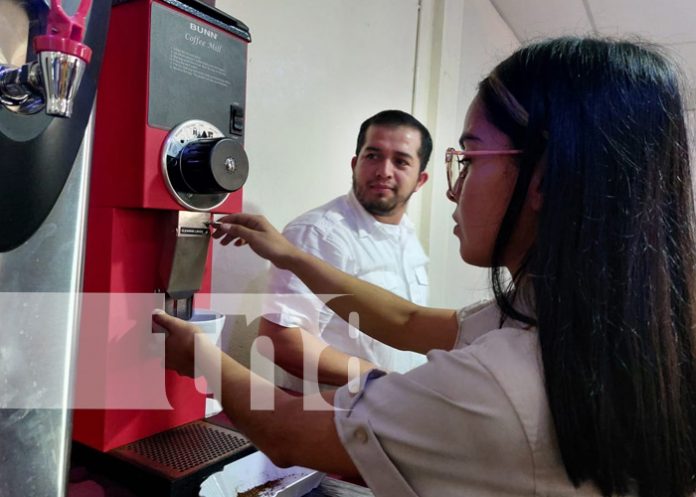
32,0,93,117
0,0,93,117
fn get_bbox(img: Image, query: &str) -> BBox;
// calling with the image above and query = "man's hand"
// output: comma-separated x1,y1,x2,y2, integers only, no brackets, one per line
211,213,300,270
153,310,209,378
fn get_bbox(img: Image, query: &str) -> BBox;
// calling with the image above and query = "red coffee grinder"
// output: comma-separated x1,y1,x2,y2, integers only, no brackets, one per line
71,0,254,495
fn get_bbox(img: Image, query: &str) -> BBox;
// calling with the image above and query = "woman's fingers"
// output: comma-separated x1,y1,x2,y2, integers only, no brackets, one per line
152,310,203,377
212,217,262,244
212,216,271,250
152,309,198,336
209,213,297,269
216,213,270,231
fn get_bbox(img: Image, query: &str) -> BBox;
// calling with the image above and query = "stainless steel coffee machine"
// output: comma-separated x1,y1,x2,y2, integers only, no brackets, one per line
0,0,108,495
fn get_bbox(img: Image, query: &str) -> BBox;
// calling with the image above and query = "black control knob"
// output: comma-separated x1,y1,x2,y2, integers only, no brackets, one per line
178,137,249,194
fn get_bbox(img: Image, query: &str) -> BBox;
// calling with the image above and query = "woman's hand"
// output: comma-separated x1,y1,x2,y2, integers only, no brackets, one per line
211,213,300,270
152,310,208,378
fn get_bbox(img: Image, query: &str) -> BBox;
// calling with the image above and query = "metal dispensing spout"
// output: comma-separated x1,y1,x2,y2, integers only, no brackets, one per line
0,0,92,117
159,211,214,320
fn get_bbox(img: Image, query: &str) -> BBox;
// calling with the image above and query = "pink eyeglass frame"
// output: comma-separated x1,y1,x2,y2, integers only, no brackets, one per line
445,147,523,200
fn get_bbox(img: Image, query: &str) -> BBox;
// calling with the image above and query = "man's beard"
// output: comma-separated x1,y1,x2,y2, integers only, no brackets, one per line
352,178,414,217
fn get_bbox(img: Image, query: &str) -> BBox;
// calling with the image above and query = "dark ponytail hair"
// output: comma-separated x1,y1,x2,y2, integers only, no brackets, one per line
479,37,696,497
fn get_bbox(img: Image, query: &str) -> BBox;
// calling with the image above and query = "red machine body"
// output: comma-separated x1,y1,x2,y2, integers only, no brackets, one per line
73,0,250,451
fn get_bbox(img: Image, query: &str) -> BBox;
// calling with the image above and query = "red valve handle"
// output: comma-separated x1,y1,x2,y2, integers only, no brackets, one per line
33,0,93,62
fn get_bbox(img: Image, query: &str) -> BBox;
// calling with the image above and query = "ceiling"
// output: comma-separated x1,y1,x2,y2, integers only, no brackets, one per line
490,0,696,108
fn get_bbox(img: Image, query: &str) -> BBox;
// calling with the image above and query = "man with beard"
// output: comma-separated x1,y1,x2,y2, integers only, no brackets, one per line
259,110,432,392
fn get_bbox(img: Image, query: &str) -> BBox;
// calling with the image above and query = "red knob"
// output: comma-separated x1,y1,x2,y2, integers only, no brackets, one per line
33,0,93,62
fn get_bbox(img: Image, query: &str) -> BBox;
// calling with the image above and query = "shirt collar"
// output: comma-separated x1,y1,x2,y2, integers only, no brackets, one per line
346,189,414,239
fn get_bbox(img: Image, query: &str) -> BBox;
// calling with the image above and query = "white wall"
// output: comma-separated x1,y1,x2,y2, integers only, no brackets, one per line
212,0,421,363
0,0,29,66
417,0,519,309
210,0,520,362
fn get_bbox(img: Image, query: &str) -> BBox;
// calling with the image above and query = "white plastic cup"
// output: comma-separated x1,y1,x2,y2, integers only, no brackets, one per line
189,310,225,345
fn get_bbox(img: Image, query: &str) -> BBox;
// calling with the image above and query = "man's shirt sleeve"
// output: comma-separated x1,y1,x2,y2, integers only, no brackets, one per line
263,223,353,335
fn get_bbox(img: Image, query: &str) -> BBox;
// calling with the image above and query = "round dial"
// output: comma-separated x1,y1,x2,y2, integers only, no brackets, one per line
161,120,249,211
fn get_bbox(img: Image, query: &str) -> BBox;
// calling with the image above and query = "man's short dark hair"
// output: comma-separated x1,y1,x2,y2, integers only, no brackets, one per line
355,110,432,172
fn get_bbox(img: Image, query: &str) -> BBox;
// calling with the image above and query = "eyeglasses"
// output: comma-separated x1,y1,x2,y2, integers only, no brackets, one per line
445,147,523,201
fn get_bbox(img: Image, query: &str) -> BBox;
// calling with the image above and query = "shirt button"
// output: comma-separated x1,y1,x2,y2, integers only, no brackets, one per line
353,428,368,444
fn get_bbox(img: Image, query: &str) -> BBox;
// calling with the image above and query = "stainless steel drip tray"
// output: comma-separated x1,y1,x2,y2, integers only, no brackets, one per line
111,420,253,479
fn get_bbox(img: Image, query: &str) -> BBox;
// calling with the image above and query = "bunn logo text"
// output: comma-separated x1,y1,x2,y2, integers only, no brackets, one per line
189,22,218,40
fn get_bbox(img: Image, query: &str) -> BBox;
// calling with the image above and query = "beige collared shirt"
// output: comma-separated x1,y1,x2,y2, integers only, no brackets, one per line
333,300,602,497
265,191,429,392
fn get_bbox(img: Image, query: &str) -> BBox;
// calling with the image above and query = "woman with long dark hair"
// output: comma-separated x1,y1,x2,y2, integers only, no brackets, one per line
156,37,696,497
